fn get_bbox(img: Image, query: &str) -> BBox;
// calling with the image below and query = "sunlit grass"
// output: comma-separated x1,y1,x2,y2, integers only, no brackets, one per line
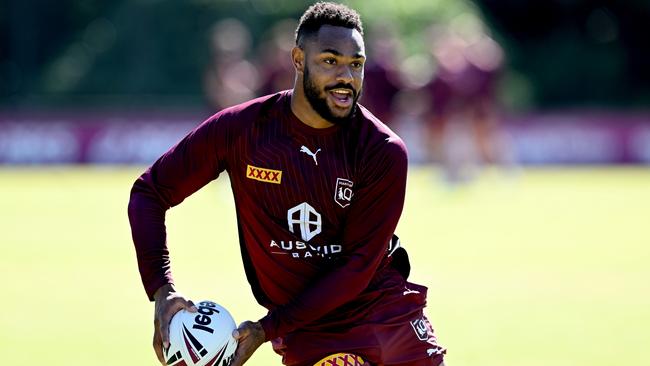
0,166,648,365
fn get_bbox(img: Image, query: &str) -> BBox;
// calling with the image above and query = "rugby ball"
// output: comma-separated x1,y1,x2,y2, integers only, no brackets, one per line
165,300,238,366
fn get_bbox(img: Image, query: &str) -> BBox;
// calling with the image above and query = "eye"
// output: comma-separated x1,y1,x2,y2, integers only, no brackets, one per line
351,61,363,69
324,58,336,65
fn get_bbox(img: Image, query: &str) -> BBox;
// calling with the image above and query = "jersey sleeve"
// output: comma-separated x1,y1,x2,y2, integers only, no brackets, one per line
258,137,408,340
127,113,231,300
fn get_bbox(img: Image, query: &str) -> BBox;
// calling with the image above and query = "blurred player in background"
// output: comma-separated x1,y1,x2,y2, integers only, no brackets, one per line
256,19,298,97
203,18,260,110
128,2,446,365
358,22,402,127
426,25,514,184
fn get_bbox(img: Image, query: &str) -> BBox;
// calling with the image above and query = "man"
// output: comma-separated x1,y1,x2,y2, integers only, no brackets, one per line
128,2,446,366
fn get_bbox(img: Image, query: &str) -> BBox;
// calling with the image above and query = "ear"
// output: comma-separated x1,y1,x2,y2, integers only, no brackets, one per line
291,47,305,74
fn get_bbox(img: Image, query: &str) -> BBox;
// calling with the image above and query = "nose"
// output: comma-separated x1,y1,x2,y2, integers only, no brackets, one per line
336,65,354,84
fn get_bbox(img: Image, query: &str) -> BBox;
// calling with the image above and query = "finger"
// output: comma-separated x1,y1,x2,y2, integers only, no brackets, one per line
232,329,241,340
159,315,171,349
153,331,165,365
231,350,246,366
233,323,250,340
185,299,198,312
231,329,248,366
159,301,183,350
232,345,252,366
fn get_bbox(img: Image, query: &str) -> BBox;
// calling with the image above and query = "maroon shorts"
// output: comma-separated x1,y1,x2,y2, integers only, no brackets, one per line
272,280,446,366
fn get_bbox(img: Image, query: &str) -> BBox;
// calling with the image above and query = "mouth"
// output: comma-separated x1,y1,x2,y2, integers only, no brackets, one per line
327,88,354,109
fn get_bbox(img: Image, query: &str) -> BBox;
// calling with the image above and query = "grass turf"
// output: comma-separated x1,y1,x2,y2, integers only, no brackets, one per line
0,166,648,365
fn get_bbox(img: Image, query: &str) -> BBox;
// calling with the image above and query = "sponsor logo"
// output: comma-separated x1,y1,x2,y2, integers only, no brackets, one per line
287,202,322,241
246,164,282,184
268,202,342,260
334,178,353,208
269,240,341,259
300,145,321,166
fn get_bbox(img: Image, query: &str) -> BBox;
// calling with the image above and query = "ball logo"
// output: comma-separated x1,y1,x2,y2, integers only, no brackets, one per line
287,202,322,241
192,301,220,334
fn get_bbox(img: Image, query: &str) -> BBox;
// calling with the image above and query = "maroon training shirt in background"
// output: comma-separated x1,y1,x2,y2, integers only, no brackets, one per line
128,90,430,363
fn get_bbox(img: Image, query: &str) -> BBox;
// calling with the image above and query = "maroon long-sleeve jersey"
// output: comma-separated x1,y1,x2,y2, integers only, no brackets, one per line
128,90,411,342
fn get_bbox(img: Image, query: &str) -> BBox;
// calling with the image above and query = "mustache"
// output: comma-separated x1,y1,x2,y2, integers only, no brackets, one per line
325,83,357,97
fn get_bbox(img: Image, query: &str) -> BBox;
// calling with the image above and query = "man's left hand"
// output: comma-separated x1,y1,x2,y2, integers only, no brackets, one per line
231,321,265,366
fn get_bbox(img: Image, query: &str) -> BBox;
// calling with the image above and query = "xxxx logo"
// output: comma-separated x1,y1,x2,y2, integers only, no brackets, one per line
246,164,282,184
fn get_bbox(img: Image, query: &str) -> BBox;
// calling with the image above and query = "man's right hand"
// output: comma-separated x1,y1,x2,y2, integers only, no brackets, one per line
152,284,198,365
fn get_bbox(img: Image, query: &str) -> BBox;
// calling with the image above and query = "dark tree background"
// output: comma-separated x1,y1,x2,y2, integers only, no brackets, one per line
1,0,649,109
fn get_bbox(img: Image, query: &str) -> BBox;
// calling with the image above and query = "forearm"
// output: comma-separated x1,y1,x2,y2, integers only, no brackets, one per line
153,283,177,302
128,179,174,301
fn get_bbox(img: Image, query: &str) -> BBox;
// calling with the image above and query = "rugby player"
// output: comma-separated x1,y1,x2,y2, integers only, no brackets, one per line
128,2,446,365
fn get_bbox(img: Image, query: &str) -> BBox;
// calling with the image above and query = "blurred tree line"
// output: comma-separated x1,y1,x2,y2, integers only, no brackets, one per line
476,0,650,108
1,0,649,109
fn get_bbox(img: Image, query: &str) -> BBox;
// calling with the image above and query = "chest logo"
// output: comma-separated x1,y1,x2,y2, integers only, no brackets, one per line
287,202,322,241
300,145,321,166
334,178,354,208
246,164,282,184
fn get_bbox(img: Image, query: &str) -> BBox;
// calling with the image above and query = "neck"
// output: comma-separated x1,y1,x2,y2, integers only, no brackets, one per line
290,81,334,129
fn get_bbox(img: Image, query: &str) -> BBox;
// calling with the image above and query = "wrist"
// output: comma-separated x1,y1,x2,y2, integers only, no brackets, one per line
258,315,276,341
153,283,175,301
252,321,265,337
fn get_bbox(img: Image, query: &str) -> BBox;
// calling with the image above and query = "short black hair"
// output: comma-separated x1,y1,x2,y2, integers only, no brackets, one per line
295,2,364,47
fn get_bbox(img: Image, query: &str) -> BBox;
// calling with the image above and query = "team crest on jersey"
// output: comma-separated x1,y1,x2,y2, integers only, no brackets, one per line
334,178,353,208
246,164,282,184
410,316,431,341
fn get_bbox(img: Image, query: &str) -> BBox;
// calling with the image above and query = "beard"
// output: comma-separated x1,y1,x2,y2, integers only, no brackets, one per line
303,65,361,125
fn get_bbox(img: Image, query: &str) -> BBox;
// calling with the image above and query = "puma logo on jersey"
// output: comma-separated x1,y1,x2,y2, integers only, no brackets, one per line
300,145,321,166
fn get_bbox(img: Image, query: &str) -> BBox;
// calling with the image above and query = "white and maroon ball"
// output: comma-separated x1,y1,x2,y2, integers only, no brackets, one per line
165,300,238,366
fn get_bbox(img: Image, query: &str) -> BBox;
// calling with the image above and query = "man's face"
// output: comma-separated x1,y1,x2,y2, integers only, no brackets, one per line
301,25,365,124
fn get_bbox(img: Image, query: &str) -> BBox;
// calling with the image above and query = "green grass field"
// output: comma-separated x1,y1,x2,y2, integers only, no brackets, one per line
1,166,649,365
